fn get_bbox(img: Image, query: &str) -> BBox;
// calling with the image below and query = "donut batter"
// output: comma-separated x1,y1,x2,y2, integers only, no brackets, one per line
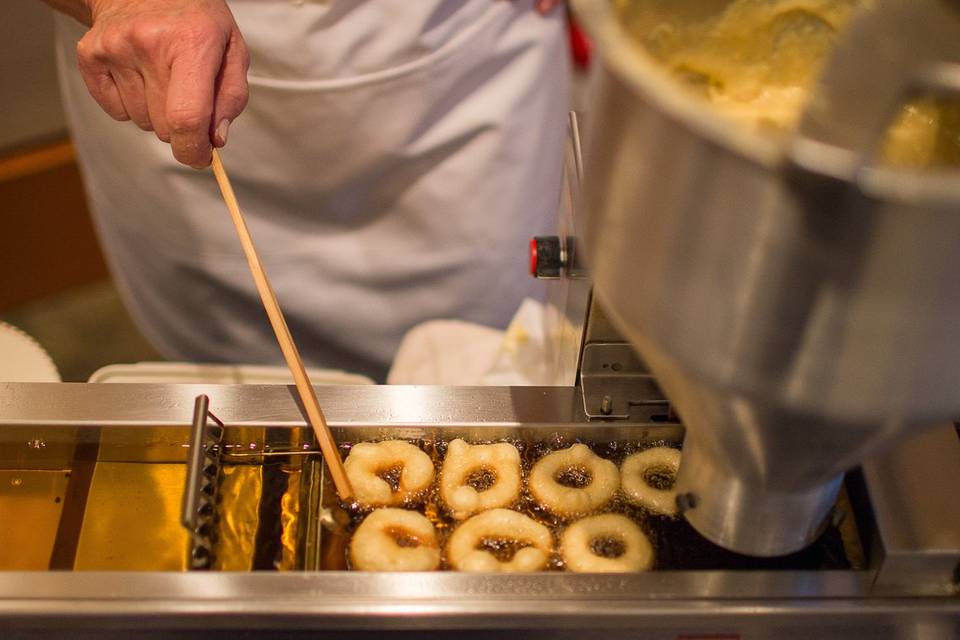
343,440,434,508
439,439,522,520
528,444,619,518
560,513,654,573
446,509,554,572
617,0,960,166
350,508,441,571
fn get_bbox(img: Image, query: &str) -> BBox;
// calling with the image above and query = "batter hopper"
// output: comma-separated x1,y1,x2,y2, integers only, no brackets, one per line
574,0,960,555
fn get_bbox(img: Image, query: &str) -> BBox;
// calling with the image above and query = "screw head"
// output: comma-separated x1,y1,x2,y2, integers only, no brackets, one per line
676,492,699,513
600,395,613,415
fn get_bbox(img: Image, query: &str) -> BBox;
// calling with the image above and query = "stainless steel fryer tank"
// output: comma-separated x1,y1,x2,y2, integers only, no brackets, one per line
572,0,960,555
0,382,958,639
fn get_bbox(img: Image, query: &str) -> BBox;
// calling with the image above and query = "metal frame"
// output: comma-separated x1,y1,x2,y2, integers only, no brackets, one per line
0,382,584,428
1,382,958,636
0,573,957,636
865,425,960,592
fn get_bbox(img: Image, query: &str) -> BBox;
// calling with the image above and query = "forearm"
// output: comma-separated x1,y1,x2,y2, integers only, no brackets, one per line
40,0,92,26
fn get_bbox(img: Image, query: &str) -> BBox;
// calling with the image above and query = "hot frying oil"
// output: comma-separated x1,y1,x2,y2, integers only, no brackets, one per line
204,433,861,572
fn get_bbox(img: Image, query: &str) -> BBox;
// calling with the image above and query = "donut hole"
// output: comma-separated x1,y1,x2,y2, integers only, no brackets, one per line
477,537,530,563
376,464,404,492
642,465,676,491
589,535,627,559
554,465,593,488
465,466,498,492
385,526,425,549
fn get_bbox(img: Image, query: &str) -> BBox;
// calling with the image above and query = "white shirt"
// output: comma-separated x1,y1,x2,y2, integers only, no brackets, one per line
55,0,570,380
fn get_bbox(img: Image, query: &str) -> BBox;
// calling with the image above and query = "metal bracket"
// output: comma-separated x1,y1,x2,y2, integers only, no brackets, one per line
579,342,673,420
181,394,225,570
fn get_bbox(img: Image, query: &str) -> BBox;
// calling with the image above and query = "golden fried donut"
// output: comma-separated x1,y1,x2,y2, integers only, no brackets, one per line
446,509,553,572
440,439,522,520
560,514,654,573
528,444,619,518
344,440,435,507
621,447,681,516
349,508,440,571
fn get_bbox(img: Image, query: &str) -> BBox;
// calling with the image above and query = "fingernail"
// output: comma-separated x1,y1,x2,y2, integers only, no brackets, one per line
215,119,230,147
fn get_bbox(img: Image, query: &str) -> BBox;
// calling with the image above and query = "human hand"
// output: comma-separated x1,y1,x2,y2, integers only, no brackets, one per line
76,0,249,168
534,0,563,14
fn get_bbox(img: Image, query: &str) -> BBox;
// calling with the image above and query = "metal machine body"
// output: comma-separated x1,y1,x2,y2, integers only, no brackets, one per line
573,0,960,556
0,382,958,638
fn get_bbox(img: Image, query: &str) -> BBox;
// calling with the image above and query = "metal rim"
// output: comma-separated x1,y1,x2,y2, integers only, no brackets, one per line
571,0,960,208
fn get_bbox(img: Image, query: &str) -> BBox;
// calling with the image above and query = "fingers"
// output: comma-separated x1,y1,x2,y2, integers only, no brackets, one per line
211,28,250,148
166,43,223,168
535,0,563,14
142,69,172,143
73,1,249,168
136,50,172,142
112,66,152,131
76,38,130,121
78,28,158,133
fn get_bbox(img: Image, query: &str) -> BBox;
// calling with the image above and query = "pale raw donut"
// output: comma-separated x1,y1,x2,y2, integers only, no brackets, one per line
349,508,440,571
560,514,654,573
528,444,619,518
440,439,522,519
621,447,681,516
344,440,435,507
447,509,553,572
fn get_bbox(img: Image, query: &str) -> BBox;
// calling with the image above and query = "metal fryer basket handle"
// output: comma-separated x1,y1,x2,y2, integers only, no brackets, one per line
181,395,224,570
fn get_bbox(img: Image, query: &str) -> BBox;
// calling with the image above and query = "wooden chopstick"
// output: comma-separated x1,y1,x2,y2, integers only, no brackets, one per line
210,149,354,501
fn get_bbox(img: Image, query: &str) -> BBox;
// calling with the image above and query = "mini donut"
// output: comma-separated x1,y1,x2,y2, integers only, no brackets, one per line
447,509,553,572
344,440,435,507
440,439,522,519
560,513,654,573
349,508,440,571
528,444,619,518
621,447,681,516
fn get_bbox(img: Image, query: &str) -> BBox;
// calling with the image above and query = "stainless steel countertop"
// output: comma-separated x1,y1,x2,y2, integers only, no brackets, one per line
0,383,584,427
0,571,955,629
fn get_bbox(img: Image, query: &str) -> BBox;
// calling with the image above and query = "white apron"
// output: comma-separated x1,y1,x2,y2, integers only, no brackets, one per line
54,0,570,380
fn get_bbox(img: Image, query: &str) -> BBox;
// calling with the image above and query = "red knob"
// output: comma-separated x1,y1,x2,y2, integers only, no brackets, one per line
529,236,563,279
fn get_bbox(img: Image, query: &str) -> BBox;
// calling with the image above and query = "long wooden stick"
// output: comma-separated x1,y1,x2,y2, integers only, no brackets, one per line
210,149,354,500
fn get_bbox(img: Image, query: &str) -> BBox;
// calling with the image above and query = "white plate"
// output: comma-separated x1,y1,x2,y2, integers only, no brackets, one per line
0,322,61,382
